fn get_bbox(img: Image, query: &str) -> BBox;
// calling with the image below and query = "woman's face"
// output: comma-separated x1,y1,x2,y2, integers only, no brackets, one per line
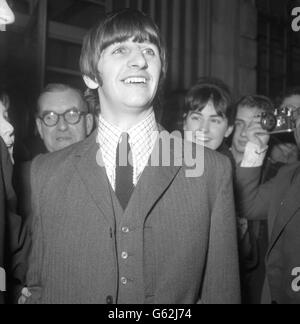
184,100,233,151
0,100,14,149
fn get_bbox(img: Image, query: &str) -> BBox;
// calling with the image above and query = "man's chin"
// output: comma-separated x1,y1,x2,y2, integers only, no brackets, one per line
232,145,245,155
52,140,73,152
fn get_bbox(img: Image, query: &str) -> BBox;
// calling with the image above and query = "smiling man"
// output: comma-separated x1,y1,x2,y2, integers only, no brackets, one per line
23,9,240,304
231,95,273,164
36,84,94,153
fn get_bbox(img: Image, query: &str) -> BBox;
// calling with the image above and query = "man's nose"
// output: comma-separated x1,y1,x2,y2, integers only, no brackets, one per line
57,116,68,131
199,120,209,133
127,49,148,69
240,124,248,137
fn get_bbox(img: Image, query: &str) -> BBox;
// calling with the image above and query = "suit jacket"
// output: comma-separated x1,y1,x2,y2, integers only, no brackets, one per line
236,163,300,304
0,138,28,304
25,130,240,304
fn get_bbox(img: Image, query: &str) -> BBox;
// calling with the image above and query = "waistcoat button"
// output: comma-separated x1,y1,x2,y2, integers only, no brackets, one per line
121,252,129,259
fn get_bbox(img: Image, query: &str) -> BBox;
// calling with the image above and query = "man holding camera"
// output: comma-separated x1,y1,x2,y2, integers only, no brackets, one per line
235,97,300,303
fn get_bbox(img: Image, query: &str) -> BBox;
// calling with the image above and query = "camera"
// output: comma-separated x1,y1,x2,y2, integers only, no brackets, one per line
260,107,297,134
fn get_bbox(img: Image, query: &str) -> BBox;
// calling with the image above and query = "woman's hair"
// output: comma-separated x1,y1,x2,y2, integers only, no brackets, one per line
183,77,235,126
0,90,10,110
80,9,167,88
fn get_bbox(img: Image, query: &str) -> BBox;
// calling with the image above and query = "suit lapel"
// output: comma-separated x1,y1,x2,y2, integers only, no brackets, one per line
72,132,115,227
124,132,183,225
268,168,300,256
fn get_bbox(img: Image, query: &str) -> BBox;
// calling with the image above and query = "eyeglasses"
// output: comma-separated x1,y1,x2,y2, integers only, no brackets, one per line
39,109,88,127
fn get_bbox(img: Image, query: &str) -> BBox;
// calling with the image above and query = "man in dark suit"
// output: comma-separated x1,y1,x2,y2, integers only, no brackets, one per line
236,113,300,303
1,0,28,304
0,138,11,304
23,9,240,304
0,137,28,304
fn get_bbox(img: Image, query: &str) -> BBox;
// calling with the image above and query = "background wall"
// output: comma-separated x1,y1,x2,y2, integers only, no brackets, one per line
1,0,299,140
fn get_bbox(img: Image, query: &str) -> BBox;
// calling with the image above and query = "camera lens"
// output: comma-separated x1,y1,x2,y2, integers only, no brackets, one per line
261,112,277,132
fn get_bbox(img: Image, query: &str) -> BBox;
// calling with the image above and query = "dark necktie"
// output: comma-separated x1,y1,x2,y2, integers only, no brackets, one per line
115,133,134,210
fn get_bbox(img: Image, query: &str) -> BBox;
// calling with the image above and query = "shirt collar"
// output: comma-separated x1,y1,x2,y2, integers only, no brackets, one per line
98,111,158,149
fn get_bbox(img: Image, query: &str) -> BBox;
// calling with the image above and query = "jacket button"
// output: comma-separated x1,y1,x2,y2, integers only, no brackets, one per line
122,227,130,233
106,296,113,304
121,277,128,285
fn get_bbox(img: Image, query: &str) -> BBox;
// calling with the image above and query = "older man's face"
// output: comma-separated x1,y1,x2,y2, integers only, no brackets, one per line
282,95,300,149
36,89,93,152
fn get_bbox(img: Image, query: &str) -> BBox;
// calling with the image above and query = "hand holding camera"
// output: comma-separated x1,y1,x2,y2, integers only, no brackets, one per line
260,106,300,134
246,116,270,151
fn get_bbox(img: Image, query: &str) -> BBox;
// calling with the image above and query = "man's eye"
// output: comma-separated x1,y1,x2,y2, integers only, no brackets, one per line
113,47,127,55
143,48,156,56
191,115,200,121
68,109,79,115
44,112,56,120
211,118,222,124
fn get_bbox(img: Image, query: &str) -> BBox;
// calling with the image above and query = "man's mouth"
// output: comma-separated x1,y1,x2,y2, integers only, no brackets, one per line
238,140,248,147
56,137,72,142
123,77,148,85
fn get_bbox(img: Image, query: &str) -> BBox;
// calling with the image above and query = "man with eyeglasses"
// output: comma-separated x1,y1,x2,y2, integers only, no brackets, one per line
36,84,94,153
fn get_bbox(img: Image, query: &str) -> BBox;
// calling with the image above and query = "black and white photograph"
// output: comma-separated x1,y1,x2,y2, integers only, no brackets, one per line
1,0,300,306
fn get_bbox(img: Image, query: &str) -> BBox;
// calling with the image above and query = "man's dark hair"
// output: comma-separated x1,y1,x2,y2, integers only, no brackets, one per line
183,77,236,126
84,88,100,115
80,9,167,88
236,95,274,114
281,86,300,106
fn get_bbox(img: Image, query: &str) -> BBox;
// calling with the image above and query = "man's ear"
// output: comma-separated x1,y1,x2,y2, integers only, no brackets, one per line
83,76,99,90
225,125,234,138
85,114,94,136
36,118,44,139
